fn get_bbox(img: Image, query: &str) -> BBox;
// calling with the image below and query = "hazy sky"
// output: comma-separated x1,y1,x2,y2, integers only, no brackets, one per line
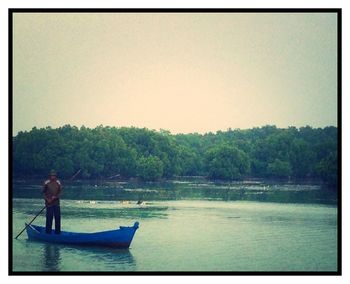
13,12,338,135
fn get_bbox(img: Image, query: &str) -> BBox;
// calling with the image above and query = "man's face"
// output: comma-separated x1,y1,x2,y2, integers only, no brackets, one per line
50,175,56,181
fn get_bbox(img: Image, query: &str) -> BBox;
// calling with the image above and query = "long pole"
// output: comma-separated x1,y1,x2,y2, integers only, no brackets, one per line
69,169,81,181
14,205,46,239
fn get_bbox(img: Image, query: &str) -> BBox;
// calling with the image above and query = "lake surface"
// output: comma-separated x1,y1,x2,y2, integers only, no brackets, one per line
11,180,338,272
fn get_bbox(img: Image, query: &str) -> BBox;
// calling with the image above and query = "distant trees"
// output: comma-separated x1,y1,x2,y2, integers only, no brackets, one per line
137,156,164,181
266,159,292,178
205,145,249,180
12,125,338,187
315,151,338,187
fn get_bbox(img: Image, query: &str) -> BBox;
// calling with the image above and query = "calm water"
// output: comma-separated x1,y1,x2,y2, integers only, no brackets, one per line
11,180,338,272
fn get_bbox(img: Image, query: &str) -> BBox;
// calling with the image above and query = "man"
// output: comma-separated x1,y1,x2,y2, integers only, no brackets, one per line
43,170,62,234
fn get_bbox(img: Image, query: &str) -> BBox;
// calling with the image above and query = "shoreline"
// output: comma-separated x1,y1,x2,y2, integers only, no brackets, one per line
12,175,324,184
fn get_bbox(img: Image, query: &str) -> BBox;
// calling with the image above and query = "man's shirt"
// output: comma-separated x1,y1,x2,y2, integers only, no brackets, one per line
43,179,61,206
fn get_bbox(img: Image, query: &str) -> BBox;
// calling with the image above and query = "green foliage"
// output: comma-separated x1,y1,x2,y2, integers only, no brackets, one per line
53,157,74,177
315,151,338,187
137,156,164,181
205,144,249,180
266,159,292,178
12,125,338,187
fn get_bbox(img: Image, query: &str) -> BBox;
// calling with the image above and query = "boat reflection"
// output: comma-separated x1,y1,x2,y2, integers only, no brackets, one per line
41,243,136,271
88,247,136,270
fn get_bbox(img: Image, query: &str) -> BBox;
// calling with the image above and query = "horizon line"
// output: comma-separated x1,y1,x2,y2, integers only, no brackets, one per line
12,123,338,137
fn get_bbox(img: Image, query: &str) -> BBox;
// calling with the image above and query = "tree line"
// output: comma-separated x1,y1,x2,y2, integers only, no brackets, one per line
12,125,338,187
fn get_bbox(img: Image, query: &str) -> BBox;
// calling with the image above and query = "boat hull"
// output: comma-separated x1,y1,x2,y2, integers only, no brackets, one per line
26,222,139,248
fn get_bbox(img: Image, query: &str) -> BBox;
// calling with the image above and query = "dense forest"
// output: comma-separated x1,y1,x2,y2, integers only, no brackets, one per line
12,125,338,187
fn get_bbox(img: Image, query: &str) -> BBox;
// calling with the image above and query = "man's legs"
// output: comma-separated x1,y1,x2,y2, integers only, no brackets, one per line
53,205,61,234
45,206,54,234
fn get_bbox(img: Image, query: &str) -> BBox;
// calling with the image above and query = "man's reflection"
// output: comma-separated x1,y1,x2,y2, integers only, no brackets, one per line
43,244,61,271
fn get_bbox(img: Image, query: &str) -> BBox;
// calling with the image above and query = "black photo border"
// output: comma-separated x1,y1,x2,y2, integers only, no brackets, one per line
8,8,342,276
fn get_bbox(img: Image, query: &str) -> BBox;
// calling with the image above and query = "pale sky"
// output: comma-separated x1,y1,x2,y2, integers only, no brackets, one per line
13,12,338,135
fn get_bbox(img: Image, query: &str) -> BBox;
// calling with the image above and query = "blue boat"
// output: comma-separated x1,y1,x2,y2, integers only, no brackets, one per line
26,222,139,248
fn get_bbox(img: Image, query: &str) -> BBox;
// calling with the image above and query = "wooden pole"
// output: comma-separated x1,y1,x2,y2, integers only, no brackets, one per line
14,206,46,239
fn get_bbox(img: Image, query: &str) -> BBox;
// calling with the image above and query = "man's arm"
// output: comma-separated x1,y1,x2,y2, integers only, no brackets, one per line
57,180,61,197
43,180,52,204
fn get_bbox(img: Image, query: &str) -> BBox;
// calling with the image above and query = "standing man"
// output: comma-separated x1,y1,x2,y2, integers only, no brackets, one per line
43,170,62,234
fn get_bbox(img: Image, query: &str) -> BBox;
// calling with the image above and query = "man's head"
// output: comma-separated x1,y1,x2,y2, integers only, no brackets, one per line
49,169,57,181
